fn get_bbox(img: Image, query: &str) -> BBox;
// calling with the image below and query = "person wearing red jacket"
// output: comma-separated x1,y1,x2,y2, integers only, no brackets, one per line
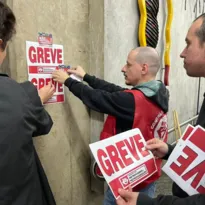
52,46,169,205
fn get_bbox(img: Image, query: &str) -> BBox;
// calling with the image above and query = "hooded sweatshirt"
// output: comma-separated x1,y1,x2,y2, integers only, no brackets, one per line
64,74,169,136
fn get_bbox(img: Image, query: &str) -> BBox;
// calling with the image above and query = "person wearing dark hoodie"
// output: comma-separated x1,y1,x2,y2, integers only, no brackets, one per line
52,46,169,205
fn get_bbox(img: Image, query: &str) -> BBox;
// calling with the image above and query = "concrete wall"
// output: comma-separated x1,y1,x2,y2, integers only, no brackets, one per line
88,0,105,201
2,0,205,204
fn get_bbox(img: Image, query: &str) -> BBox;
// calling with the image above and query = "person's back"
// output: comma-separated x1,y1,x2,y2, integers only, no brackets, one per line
0,75,53,205
0,3,57,204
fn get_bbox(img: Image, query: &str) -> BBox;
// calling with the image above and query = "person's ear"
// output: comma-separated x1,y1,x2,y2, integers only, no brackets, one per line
0,39,3,51
141,63,148,75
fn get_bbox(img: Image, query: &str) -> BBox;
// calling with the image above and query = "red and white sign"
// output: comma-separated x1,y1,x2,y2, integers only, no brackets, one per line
163,125,205,195
38,33,53,46
89,128,157,199
26,41,65,104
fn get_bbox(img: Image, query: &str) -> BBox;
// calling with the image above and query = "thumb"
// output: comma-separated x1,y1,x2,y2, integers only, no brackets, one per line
116,197,125,205
47,81,52,87
146,143,161,151
146,138,159,145
51,84,55,91
118,188,133,200
67,69,77,74
128,186,132,192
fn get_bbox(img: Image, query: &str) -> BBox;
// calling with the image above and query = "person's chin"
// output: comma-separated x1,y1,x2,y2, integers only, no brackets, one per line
125,81,131,85
186,70,197,77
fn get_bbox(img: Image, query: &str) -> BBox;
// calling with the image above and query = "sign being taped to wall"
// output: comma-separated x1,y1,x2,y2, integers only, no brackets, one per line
26,38,65,104
89,128,157,199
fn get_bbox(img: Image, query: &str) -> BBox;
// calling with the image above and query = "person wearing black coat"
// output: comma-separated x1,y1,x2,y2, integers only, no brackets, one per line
0,2,56,205
116,13,205,205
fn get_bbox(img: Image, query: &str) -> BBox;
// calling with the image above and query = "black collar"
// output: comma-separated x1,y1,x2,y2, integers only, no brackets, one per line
0,73,9,77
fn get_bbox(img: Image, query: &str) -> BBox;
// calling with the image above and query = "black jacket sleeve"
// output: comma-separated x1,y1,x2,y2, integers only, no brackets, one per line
162,144,175,160
83,74,126,92
138,193,205,205
64,78,135,121
20,81,53,137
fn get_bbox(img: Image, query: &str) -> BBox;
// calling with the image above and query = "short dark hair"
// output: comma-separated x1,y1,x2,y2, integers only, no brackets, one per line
194,13,205,45
0,2,16,51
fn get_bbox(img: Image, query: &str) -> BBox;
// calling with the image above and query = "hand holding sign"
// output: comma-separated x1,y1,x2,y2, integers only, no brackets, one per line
52,70,69,84
52,66,83,83
116,187,139,205
146,138,169,159
67,66,86,79
89,129,157,199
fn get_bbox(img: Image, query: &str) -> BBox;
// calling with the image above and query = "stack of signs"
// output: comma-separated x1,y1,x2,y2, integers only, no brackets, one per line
163,124,205,195
26,33,66,104
89,128,157,199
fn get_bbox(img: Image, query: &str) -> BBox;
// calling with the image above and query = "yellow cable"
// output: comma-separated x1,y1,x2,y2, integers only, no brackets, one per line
164,0,173,66
138,0,147,46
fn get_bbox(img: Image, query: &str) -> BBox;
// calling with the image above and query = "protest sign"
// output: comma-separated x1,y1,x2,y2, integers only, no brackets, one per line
89,128,157,198
26,39,65,104
163,125,205,195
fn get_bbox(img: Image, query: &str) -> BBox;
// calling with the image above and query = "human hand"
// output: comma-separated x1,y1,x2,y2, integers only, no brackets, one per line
67,65,86,79
52,70,70,84
38,82,55,104
146,138,169,158
116,187,139,205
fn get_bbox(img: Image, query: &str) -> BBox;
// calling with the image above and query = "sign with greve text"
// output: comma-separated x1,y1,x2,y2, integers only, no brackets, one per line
26,40,65,104
89,129,157,199
163,125,205,195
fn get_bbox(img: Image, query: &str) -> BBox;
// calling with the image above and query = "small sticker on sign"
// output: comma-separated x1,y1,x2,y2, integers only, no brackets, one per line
38,32,53,46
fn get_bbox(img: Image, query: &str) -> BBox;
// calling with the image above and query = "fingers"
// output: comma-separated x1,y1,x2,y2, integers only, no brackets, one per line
67,66,79,74
52,70,69,83
146,138,160,145
128,186,132,192
52,70,67,76
118,188,133,200
52,73,58,80
67,69,77,74
67,66,85,78
51,83,55,90
52,70,60,77
116,197,126,205
71,67,77,70
44,82,54,89
146,143,162,151
146,138,162,150
50,84,55,94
